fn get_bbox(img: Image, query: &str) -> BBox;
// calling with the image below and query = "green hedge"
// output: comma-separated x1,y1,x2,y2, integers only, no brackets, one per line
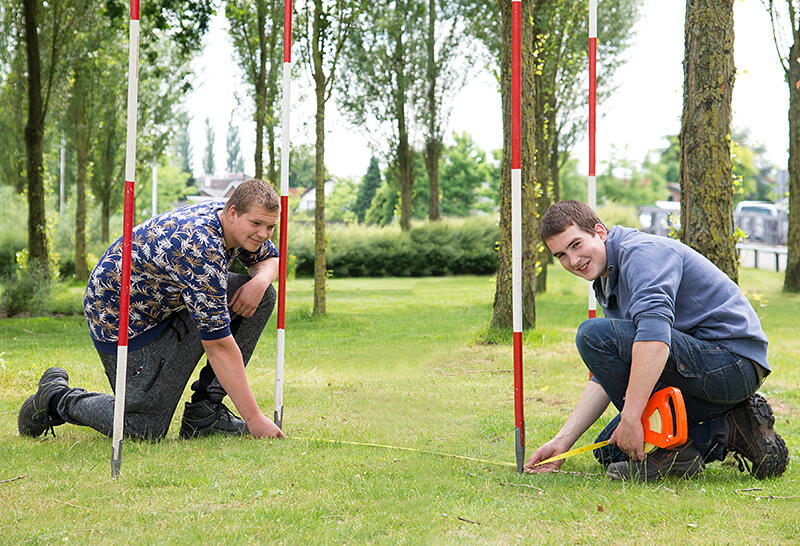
291,217,499,278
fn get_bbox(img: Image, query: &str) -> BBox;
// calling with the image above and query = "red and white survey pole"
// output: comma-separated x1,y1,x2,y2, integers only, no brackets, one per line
511,0,525,474
587,0,597,319
274,0,292,430
112,0,140,477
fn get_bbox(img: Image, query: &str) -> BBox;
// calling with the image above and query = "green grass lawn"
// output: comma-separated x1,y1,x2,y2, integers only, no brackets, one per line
1,268,798,543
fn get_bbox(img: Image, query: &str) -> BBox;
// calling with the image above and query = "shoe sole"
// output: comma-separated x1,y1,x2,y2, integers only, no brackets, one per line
179,425,247,440
606,457,704,482
742,394,789,479
18,394,45,437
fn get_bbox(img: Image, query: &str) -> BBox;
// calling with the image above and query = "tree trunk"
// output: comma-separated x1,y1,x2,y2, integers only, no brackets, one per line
520,0,537,328
267,123,277,188
23,0,49,277
493,0,536,328
265,4,281,188
785,35,800,291
254,0,267,180
312,0,327,315
425,0,441,221
73,65,88,280
393,21,413,232
101,197,110,244
679,0,738,283
532,10,552,295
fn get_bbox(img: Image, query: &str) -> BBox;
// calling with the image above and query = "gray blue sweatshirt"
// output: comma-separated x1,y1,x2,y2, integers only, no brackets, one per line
594,226,769,370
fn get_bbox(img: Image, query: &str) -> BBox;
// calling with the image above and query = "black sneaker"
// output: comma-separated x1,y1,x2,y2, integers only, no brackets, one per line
606,440,704,482
179,399,249,439
725,394,789,479
18,367,69,438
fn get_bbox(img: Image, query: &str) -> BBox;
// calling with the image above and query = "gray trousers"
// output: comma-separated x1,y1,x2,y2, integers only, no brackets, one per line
56,274,276,440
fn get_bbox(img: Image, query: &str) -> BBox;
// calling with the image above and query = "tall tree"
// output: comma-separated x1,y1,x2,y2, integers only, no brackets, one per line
490,0,537,329
227,0,283,184
530,0,640,293
300,0,359,315
89,3,212,242
203,116,215,175
422,0,468,221
679,0,738,282
174,116,193,176
439,132,491,216
71,56,89,279
226,111,245,173
340,0,425,231
22,0,78,278
354,156,382,223
0,7,28,195
764,1,800,291
461,0,536,328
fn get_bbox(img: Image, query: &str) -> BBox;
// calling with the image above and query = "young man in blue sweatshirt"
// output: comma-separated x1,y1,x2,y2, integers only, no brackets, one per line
524,200,787,481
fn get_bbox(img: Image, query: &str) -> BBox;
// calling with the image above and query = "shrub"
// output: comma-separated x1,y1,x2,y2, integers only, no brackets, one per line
0,262,51,317
291,217,498,278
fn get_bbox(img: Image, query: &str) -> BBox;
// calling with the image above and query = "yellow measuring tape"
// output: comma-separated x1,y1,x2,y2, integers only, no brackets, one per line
532,440,658,467
291,436,516,468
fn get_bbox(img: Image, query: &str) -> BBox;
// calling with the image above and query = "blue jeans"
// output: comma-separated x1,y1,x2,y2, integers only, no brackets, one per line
575,318,760,464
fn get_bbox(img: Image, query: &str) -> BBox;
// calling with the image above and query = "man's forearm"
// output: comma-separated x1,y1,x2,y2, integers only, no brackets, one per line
202,336,262,422
248,257,278,284
554,381,611,446
621,340,669,424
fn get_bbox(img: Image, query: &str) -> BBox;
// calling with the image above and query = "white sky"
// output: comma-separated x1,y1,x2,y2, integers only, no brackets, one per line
185,0,789,180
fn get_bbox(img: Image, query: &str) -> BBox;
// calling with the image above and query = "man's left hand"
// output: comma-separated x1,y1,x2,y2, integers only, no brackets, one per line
229,277,268,318
610,415,646,461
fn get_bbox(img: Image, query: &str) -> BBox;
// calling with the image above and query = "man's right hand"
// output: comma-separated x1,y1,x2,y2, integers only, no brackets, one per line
523,439,570,473
248,414,286,439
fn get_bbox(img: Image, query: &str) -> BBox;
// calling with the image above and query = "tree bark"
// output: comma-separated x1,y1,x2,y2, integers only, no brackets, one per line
73,64,89,280
393,12,414,232
520,0,537,328
23,0,50,276
492,0,536,329
785,32,800,291
424,0,441,221
312,0,327,315
679,0,738,283
254,0,267,180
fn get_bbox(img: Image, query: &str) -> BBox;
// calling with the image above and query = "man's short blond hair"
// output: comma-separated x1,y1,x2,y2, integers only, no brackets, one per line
223,179,280,215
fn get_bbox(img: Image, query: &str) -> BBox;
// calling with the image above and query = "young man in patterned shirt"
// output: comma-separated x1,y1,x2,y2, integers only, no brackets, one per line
19,178,286,441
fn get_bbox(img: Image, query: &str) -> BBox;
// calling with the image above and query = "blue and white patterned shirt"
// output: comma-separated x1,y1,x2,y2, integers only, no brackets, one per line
84,199,278,353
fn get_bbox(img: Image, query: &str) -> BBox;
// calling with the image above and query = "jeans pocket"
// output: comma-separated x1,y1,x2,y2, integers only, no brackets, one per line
130,358,165,393
700,349,756,404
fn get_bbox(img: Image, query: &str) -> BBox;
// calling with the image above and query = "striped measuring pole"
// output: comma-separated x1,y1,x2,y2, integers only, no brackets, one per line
111,0,141,477
274,0,292,430
587,0,597,319
511,0,524,473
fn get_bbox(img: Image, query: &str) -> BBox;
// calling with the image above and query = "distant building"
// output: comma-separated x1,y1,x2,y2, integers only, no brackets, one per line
296,180,335,211
189,173,249,201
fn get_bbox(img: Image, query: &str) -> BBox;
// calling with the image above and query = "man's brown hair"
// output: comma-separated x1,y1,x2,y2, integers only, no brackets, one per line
223,178,280,215
540,200,605,241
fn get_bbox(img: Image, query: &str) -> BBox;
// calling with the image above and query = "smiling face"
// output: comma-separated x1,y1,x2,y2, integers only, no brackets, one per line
545,223,608,281
221,204,280,252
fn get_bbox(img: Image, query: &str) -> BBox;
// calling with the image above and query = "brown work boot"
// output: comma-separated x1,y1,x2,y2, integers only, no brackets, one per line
725,394,788,479
606,440,704,482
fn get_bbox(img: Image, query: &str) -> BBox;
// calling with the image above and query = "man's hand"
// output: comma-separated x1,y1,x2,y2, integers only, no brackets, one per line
610,414,645,460
523,438,571,474
228,276,268,318
248,413,287,439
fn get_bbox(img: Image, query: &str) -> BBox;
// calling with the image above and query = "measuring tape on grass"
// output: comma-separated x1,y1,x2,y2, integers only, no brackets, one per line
290,436,516,468
533,387,688,467
287,387,687,471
